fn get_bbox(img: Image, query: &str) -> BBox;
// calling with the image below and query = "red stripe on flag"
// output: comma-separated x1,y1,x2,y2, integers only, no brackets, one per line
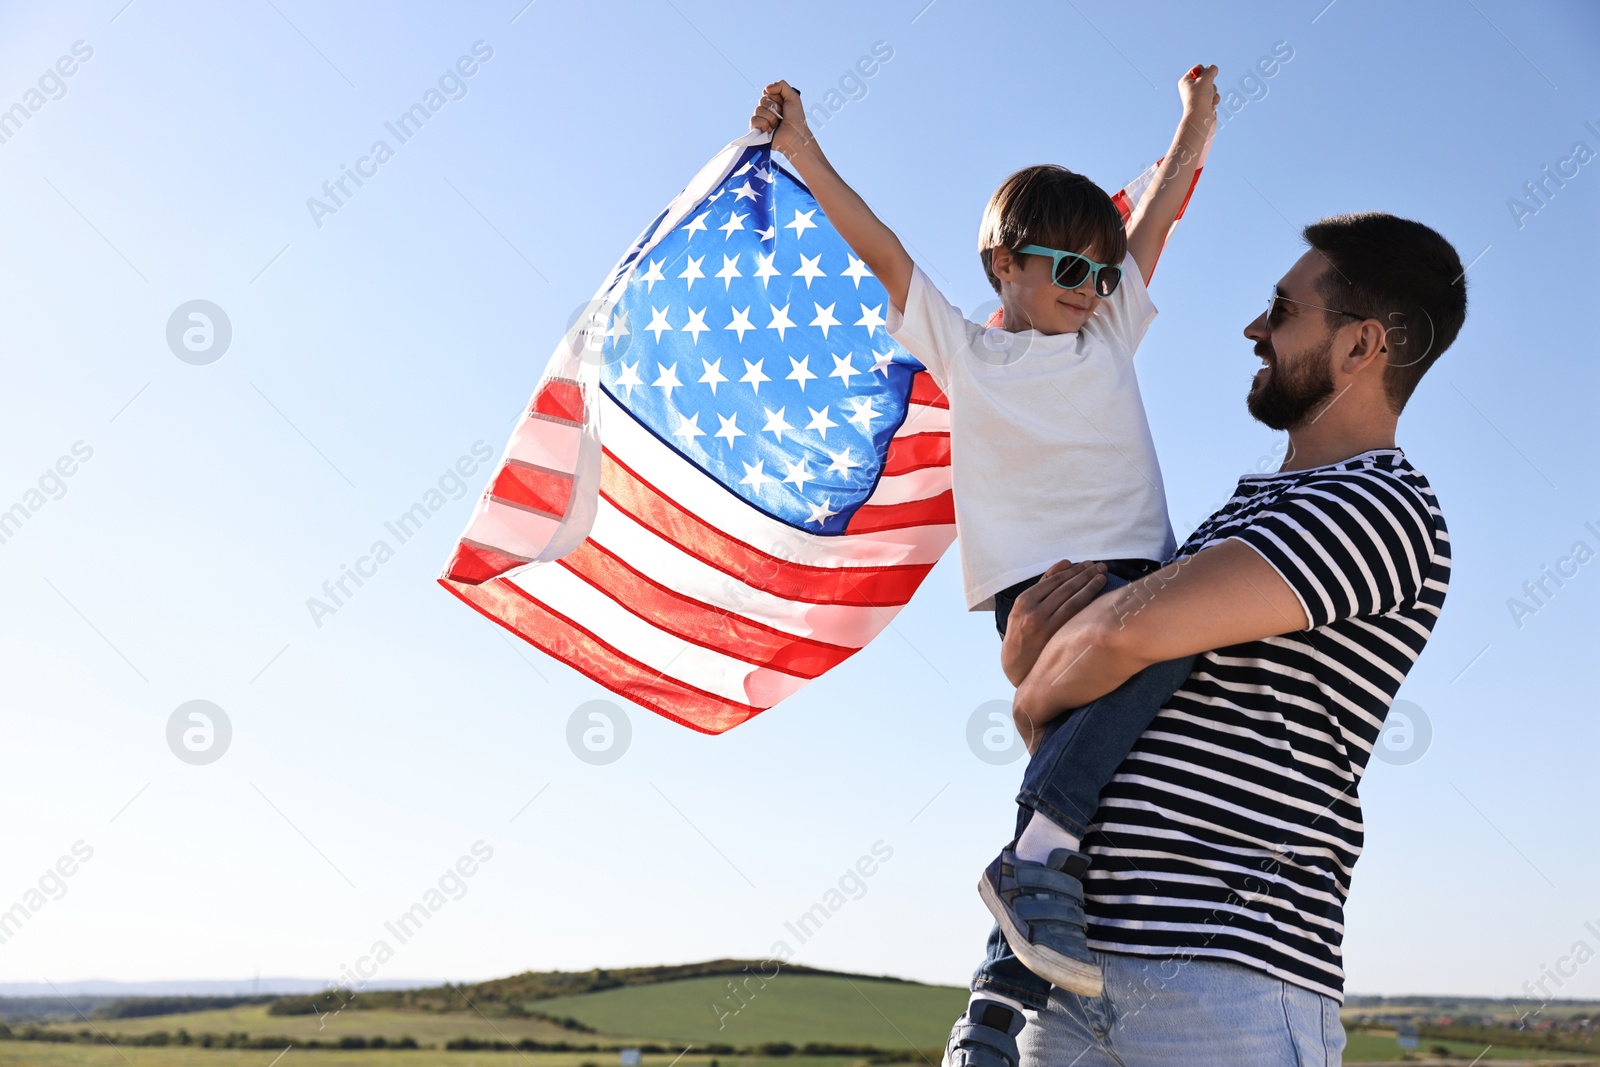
1111,187,1136,223
532,378,583,423
492,462,572,518
882,432,950,477
845,489,955,534
439,576,760,734
600,451,932,607
442,540,532,585
909,374,949,409
558,540,856,678
1174,165,1203,221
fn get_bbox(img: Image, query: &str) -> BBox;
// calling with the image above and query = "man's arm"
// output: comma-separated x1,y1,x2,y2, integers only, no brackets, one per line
751,80,913,312
1123,65,1219,286
1013,539,1309,734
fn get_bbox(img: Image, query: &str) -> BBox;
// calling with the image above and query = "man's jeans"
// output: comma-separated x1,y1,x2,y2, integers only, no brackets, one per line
1017,952,1347,1066
979,568,1195,1010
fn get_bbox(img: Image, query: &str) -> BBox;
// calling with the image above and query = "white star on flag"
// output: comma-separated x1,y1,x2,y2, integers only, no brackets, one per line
699,357,728,393
783,457,814,488
805,497,839,526
716,254,742,288
786,355,816,390
855,303,886,336
673,411,705,442
739,459,773,489
731,180,758,202
719,211,748,238
645,306,672,341
766,303,795,340
806,405,837,440
613,359,643,398
829,352,860,386
762,406,791,440
810,302,841,339
845,396,880,432
679,255,705,289
793,253,826,288
753,251,780,286
825,447,860,475
714,412,744,447
652,361,682,397
638,259,666,291
682,211,710,239
785,208,817,237
605,310,629,343
740,357,770,393
725,306,756,341
681,307,709,343
842,256,873,287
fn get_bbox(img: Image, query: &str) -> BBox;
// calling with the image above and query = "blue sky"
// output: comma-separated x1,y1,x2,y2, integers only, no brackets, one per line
1,0,1596,1001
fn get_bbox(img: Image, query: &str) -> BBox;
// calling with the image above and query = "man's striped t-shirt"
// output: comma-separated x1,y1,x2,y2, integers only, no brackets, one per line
1081,448,1450,1000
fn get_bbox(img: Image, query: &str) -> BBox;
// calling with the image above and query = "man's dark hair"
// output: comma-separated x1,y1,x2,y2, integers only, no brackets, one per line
1301,212,1468,413
978,165,1127,295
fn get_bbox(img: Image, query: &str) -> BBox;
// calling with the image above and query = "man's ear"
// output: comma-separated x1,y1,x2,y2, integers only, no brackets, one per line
1339,318,1389,378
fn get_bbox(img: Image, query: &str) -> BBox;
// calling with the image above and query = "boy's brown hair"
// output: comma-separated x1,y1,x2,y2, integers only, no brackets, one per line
977,165,1127,295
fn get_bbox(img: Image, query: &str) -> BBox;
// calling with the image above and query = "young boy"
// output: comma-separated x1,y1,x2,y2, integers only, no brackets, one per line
751,66,1219,1062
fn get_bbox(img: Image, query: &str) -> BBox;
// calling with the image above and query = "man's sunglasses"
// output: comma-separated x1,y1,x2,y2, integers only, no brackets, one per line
1016,244,1122,298
1266,288,1366,328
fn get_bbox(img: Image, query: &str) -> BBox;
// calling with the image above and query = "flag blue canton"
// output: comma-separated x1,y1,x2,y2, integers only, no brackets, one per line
599,145,923,535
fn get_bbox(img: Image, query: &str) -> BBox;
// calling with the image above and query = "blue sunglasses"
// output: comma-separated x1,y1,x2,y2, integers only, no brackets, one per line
1016,244,1122,298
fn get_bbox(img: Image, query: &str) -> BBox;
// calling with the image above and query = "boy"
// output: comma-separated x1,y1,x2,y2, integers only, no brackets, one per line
750,65,1219,1062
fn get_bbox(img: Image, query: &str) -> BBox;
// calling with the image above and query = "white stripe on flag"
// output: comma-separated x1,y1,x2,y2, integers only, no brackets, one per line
510,562,812,706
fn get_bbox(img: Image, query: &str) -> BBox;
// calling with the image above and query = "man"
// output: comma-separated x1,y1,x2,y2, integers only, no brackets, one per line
945,212,1467,1066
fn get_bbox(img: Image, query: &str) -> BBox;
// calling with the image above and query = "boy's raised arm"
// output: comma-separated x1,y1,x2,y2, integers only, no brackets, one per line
1124,64,1220,286
751,80,914,313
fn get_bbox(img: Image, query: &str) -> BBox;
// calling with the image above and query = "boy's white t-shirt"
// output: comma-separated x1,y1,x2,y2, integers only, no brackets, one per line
886,254,1175,611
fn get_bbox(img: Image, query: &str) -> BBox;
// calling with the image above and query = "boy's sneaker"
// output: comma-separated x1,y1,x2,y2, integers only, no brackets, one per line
978,846,1104,997
942,998,1024,1067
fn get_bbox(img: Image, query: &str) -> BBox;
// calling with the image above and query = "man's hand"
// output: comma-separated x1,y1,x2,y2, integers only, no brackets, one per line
1000,560,1107,687
1013,540,1310,733
750,80,815,160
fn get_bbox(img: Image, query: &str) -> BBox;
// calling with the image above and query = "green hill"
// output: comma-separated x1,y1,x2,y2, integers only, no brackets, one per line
538,971,967,1046
343,958,930,1014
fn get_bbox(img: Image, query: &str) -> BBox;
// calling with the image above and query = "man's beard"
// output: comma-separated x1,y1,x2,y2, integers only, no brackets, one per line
1247,335,1336,431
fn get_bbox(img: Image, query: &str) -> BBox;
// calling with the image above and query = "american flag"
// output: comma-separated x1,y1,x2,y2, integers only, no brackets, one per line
439,129,1206,734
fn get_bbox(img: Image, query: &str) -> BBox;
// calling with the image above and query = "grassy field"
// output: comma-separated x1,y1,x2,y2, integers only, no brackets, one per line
0,1051,862,1067
1343,1029,1593,1061
80,1004,583,1047
536,973,965,1046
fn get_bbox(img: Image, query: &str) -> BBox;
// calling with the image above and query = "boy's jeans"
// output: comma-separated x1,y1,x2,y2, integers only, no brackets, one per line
979,567,1196,1011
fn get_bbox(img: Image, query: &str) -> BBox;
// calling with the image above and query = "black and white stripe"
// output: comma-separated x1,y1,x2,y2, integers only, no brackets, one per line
1081,448,1450,1000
